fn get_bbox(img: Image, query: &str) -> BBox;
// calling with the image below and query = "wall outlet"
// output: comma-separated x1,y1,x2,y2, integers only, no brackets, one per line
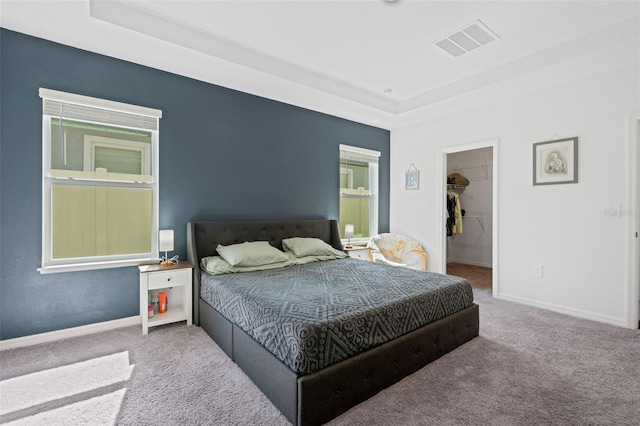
532,265,543,278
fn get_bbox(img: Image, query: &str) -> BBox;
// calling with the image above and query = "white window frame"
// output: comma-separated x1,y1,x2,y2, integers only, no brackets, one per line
38,88,162,274
339,144,380,245
340,167,354,189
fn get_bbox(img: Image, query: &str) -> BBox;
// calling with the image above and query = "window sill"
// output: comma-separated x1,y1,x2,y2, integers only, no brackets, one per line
38,257,161,274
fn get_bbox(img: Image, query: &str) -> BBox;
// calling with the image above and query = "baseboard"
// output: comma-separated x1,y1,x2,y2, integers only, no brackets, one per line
447,259,492,268
498,293,628,329
0,316,140,351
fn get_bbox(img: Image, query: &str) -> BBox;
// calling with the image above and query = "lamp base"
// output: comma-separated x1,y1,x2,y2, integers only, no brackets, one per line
160,261,173,266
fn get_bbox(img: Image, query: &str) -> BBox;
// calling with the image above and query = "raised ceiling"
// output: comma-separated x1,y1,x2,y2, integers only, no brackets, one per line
1,1,638,129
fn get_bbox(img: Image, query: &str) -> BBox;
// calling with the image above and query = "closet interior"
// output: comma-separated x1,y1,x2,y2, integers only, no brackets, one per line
445,147,493,291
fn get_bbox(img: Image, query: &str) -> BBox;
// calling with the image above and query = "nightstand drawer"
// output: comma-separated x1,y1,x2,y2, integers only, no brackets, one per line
147,269,189,290
346,247,370,260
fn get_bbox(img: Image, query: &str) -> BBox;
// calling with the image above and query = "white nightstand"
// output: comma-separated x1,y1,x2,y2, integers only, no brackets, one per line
345,246,370,261
139,261,193,335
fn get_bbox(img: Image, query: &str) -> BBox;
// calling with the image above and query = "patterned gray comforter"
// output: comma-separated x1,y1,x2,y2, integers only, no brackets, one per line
200,257,473,375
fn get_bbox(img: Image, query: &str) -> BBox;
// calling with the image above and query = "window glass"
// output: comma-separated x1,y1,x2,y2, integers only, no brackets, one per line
39,88,161,273
51,184,152,259
339,145,379,241
49,119,152,181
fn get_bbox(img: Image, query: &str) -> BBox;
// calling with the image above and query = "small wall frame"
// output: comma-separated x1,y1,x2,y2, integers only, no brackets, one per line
405,163,420,190
533,137,578,186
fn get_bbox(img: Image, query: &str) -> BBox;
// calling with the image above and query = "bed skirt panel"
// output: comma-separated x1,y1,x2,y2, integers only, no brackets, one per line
297,303,479,425
234,324,299,424
199,298,233,359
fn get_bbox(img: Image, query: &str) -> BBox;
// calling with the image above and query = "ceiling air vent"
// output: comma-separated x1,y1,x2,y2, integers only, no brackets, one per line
435,20,500,58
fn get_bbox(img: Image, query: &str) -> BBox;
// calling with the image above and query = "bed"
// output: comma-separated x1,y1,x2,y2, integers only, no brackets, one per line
187,218,479,426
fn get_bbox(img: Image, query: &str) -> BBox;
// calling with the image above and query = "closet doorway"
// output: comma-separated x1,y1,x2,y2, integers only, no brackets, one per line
440,140,499,297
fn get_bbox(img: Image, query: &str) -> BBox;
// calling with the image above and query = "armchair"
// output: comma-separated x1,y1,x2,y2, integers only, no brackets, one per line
366,233,427,271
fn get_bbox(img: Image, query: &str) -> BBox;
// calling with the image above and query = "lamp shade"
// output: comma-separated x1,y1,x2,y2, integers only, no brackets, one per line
159,230,174,252
344,224,355,238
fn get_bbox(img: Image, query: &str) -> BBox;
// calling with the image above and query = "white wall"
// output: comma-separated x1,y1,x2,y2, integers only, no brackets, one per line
390,39,639,327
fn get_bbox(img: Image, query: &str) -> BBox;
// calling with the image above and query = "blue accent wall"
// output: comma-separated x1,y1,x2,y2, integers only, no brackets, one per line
0,29,390,340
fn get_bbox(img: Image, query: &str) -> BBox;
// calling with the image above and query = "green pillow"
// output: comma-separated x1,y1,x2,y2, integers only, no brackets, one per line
282,237,347,259
216,241,289,267
201,255,293,275
294,254,346,264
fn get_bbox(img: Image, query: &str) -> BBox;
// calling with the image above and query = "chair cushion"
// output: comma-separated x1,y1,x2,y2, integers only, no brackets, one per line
367,233,427,271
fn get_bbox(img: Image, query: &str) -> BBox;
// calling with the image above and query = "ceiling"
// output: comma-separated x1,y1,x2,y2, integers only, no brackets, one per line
1,1,638,129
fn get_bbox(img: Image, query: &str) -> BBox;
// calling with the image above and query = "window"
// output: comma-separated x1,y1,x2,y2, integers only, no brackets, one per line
339,144,380,243
38,88,162,273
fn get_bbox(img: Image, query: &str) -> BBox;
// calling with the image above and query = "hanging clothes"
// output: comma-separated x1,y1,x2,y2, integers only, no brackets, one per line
447,190,456,236
447,190,463,236
453,193,463,235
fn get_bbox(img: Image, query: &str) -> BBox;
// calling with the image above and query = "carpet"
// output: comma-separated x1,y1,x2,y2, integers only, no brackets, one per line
1,284,638,425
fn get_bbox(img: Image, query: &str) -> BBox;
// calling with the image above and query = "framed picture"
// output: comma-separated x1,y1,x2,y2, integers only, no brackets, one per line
405,164,419,190
533,137,578,185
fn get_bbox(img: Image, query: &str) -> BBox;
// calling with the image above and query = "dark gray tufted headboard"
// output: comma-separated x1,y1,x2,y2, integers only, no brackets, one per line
187,218,343,325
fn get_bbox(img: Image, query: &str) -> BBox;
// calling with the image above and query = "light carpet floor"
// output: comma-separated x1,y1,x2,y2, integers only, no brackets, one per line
1,276,638,425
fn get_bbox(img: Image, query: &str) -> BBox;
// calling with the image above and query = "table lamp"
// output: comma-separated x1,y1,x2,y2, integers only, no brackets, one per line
344,224,354,249
159,229,174,266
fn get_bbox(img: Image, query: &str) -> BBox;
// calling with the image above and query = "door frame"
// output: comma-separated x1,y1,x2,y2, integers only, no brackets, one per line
440,139,499,298
627,114,640,329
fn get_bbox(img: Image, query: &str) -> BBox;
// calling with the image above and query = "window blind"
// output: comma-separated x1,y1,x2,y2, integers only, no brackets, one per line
339,144,380,164
40,88,161,131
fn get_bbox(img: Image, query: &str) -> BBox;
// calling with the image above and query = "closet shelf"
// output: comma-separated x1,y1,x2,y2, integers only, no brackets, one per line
447,184,467,190
449,162,493,181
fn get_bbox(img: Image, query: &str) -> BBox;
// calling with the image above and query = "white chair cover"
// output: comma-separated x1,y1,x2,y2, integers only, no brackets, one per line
366,233,427,271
